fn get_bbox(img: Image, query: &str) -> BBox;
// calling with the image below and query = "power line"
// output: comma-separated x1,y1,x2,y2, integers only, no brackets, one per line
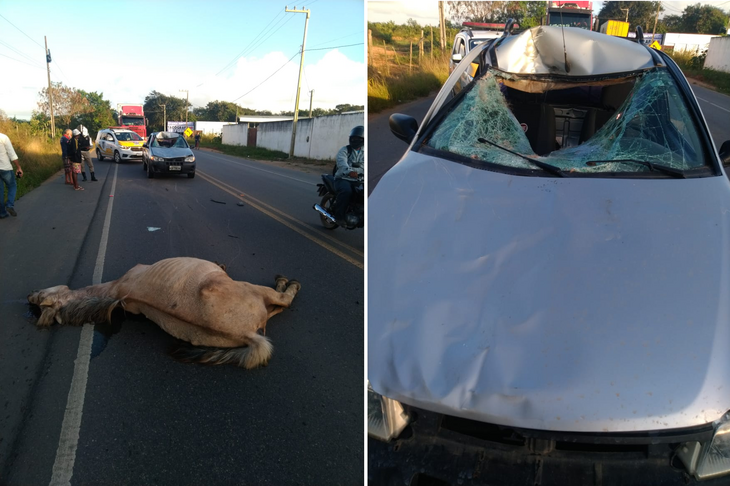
306,43,364,52
0,52,45,69
0,13,44,51
0,39,44,66
230,51,299,103
309,31,364,49
196,9,294,88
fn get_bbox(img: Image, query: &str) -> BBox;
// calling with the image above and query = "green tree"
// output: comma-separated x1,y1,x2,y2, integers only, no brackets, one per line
143,91,189,132
72,91,114,139
596,1,663,33
676,3,729,34
37,81,92,132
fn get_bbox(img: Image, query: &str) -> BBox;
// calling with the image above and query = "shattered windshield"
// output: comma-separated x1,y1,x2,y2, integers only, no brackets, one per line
426,68,707,175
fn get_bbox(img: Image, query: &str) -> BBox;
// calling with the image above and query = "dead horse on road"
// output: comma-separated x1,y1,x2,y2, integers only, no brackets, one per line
27,257,301,369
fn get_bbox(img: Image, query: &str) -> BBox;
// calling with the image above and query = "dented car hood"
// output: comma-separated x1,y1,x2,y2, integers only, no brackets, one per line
368,153,730,433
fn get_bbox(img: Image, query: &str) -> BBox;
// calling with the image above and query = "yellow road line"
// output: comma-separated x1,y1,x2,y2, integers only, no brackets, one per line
198,171,364,270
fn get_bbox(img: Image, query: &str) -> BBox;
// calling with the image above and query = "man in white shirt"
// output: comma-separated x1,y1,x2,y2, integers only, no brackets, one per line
0,132,23,218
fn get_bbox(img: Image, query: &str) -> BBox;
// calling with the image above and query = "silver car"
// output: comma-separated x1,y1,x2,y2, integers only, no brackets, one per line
142,131,196,178
369,24,730,485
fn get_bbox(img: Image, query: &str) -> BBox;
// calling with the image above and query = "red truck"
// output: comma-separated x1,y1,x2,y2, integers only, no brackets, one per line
546,1,593,30
113,104,147,138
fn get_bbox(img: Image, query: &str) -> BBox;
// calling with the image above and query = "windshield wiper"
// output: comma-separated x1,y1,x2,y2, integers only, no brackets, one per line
477,137,565,177
586,159,686,178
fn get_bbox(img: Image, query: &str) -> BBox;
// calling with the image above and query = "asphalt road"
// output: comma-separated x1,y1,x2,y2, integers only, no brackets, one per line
368,84,730,194
0,150,363,485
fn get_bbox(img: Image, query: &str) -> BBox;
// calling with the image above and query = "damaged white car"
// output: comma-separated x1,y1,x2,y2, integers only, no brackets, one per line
369,23,730,486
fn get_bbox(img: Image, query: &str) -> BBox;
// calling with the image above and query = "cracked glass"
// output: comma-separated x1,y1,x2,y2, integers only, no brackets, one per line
426,68,707,175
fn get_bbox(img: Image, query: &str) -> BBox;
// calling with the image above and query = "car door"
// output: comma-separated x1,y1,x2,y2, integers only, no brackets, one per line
104,133,115,156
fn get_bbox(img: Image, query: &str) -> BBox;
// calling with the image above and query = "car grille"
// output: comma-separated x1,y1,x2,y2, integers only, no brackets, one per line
131,147,143,152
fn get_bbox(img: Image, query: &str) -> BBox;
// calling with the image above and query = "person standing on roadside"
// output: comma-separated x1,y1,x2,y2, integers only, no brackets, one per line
194,131,201,149
68,129,83,191
77,125,97,181
0,132,23,218
60,129,73,185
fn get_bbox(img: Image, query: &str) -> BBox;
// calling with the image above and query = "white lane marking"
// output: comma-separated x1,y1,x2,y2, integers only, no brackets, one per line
696,96,730,114
50,164,119,486
200,151,319,185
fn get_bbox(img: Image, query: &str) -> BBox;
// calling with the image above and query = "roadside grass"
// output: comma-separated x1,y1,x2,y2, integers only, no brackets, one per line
368,45,451,113
669,50,730,96
0,119,61,201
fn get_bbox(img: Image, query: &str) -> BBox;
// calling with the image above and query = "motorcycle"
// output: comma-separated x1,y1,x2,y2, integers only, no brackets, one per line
313,174,364,230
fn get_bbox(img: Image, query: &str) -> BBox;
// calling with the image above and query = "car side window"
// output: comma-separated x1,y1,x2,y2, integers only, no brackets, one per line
458,40,466,57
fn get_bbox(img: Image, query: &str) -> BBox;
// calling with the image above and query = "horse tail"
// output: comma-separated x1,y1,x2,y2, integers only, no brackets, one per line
171,333,273,369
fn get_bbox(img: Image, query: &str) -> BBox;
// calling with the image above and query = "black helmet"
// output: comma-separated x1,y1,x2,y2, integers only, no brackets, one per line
349,125,364,149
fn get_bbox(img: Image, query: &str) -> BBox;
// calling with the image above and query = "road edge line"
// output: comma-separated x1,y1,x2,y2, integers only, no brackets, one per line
49,164,118,486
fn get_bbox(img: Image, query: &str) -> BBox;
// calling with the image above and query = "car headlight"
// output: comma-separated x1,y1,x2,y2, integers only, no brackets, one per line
151,156,164,162
678,412,730,480
368,381,409,442
185,155,195,162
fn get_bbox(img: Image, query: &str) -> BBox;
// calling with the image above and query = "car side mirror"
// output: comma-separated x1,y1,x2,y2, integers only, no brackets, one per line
143,143,148,148
451,53,463,63
389,114,419,144
720,140,730,166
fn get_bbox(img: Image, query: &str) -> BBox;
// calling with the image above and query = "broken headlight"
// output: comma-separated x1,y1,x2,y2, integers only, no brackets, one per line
678,412,730,480
368,381,410,442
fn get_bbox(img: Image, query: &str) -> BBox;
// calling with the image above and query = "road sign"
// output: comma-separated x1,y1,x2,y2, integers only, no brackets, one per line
184,127,193,137
649,41,662,50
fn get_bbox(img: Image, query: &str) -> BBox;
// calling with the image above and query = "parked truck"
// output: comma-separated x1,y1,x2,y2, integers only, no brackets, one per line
600,19,630,37
546,1,593,30
114,104,147,138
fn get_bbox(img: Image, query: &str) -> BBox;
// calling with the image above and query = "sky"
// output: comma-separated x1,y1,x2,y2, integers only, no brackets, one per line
367,1,730,26
0,0,365,121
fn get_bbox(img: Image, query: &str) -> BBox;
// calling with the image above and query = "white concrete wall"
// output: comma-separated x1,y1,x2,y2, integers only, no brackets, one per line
256,113,365,160
194,121,236,135
222,123,249,146
664,33,718,53
705,36,730,73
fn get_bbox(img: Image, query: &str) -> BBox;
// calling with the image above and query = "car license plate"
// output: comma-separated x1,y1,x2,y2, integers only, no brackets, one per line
169,165,181,171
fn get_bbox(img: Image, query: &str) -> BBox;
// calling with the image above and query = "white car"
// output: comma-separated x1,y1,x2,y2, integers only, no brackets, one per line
370,24,730,485
95,128,145,163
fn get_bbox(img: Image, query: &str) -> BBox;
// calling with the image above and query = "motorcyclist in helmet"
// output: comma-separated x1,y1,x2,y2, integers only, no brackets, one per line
333,125,364,227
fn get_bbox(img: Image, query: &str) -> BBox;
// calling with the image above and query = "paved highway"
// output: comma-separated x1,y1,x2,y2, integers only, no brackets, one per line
0,150,363,485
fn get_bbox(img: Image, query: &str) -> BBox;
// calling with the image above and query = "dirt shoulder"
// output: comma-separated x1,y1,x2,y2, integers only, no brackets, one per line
686,76,719,92
197,147,333,175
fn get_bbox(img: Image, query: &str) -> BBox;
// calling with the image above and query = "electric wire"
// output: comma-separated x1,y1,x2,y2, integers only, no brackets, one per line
229,51,300,103
306,43,364,52
0,13,45,50
196,8,294,88
309,31,364,49
0,52,45,69
0,39,44,66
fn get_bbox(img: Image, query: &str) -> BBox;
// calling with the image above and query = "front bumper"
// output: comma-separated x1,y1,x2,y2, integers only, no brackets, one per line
369,405,728,486
149,161,195,175
120,148,144,159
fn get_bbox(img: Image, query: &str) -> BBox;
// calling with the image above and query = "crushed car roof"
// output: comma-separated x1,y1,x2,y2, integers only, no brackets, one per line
494,26,655,76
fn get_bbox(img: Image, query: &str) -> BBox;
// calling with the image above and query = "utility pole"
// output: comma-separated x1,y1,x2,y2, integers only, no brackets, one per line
285,6,310,159
439,2,446,51
158,104,166,132
179,89,189,123
308,89,314,118
651,2,660,43
44,36,55,139
621,7,629,23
